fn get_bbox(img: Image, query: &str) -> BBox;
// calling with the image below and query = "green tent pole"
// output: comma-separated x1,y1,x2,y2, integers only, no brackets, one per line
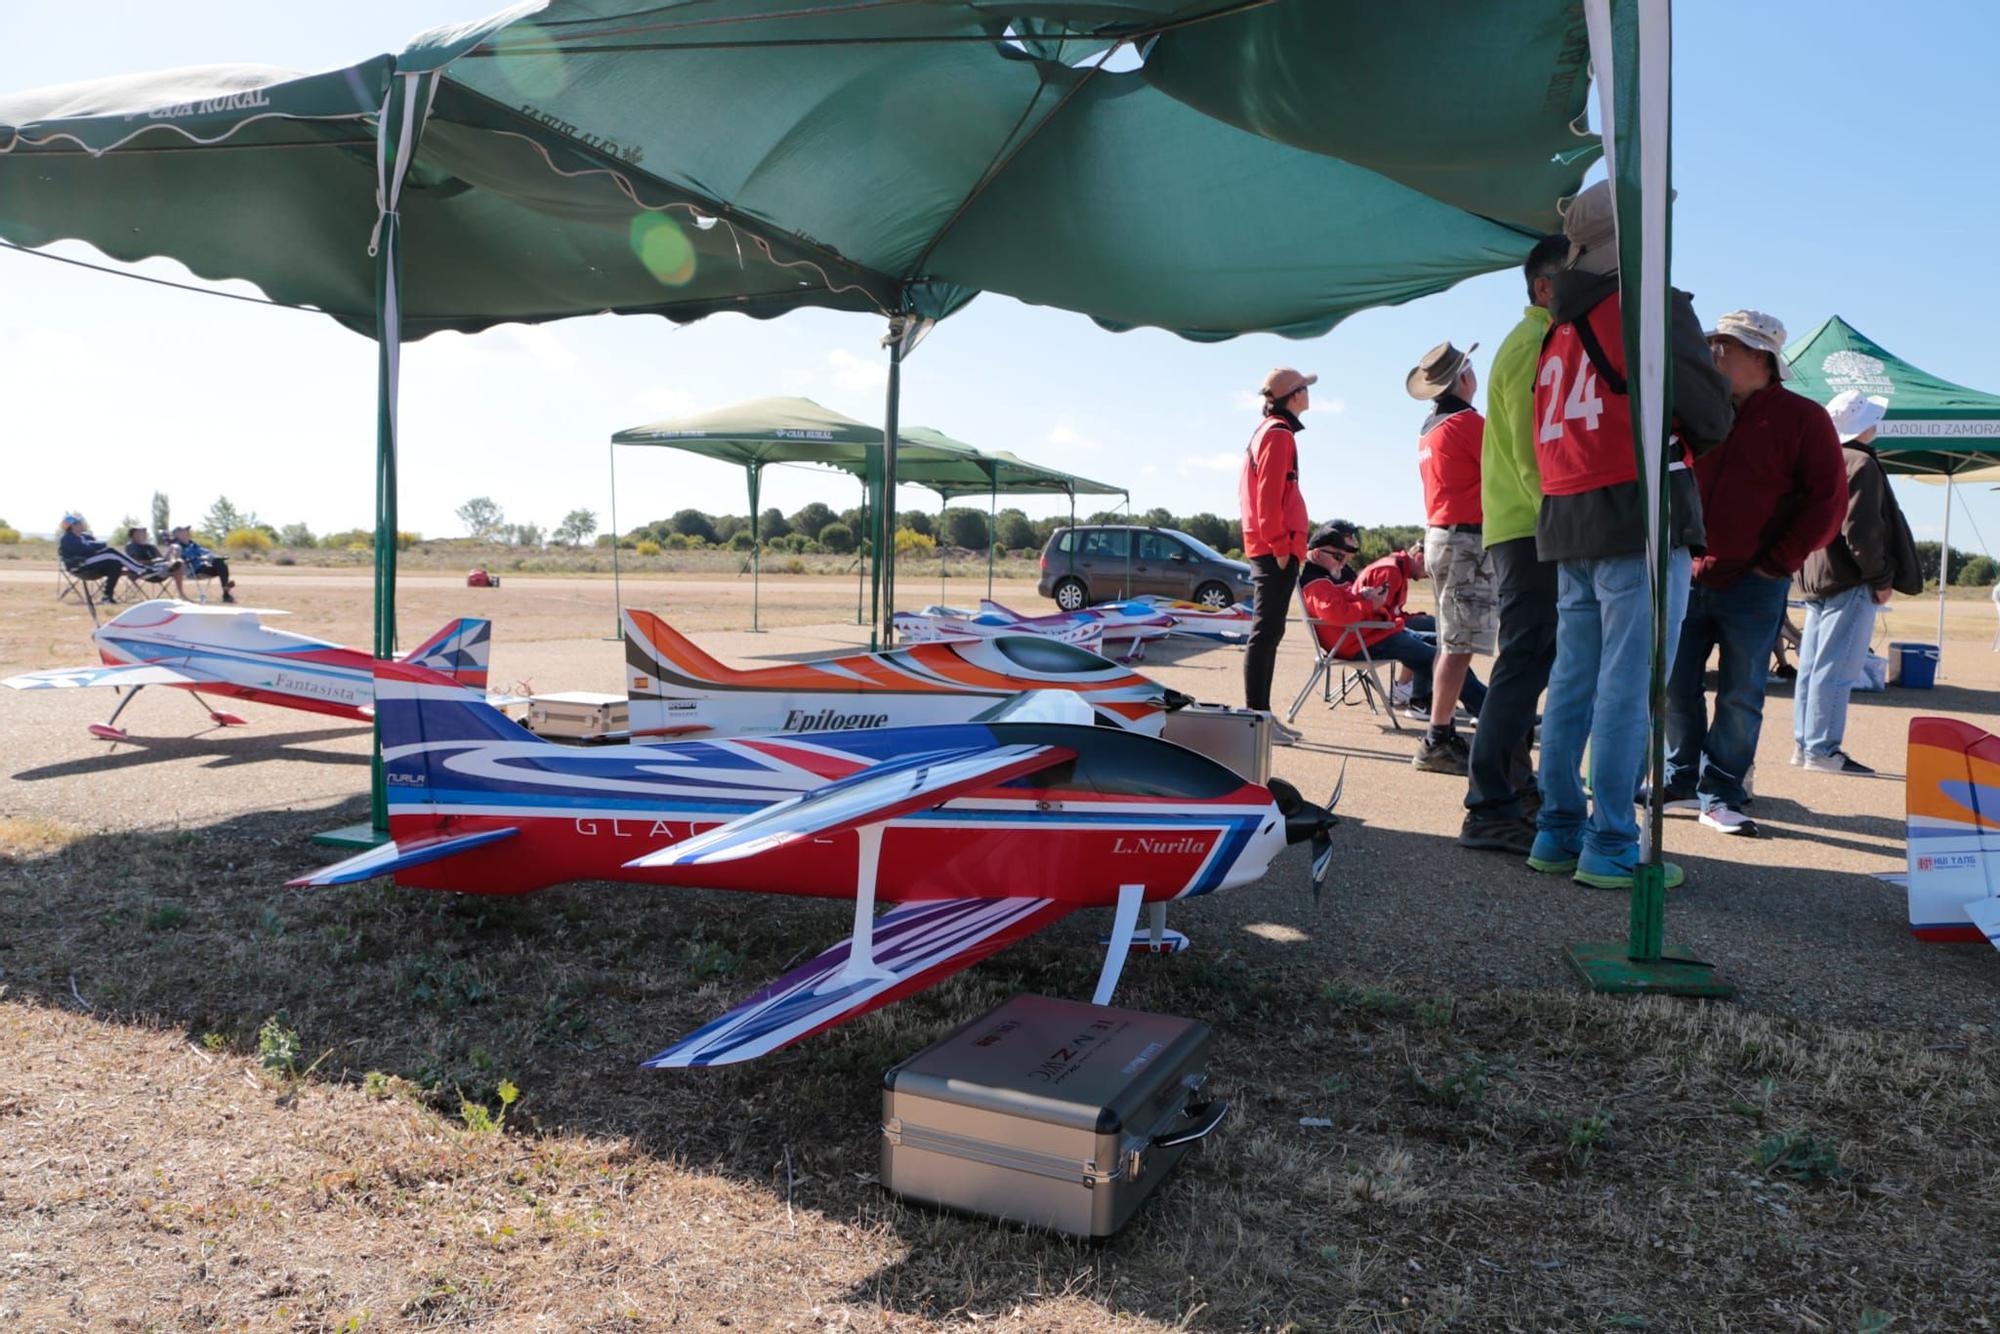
748,461,763,632
939,492,948,602
856,477,867,626
876,315,906,646
987,480,997,600
1937,472,1954,669
318,70,432,850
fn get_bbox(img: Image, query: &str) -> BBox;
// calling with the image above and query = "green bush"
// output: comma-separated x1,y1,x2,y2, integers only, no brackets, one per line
818,522,854,554
0,526,20,545
634,539,662,557
1954,555,1997,587
727,531,755,552
224,527,274,553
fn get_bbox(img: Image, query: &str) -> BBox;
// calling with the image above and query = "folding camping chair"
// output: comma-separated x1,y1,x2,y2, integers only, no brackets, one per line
55,558,106,626
1286,582,1405,732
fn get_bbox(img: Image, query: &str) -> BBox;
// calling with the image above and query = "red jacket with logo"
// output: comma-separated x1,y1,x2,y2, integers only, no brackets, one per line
1418,404,1484,525
1238,411,1310,564
1302,576,1401,655
1688,383,1848,587
1356,550,1418,619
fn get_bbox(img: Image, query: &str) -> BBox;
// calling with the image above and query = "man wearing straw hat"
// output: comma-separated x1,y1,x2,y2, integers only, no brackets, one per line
1406,340,1495,774
1793,389,1920,775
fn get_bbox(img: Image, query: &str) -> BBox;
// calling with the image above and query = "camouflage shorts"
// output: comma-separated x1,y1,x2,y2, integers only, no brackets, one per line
1423,526,1497,655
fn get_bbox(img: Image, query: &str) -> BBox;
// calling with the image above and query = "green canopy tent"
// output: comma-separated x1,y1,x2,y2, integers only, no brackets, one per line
1783,315,2000,663
610,398,1124,626
0,0,1599,845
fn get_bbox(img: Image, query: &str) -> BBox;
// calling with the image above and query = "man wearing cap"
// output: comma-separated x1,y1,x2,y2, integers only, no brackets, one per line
1793,390,1919,775
1239,368,1316,740
1661,311,1847,835
1527,180,1735,891
1462,233,1571,854
1300,523,1486,717
1407,341,1495,774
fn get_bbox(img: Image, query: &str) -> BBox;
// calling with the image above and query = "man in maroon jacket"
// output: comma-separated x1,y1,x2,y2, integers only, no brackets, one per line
1664,309,1847,836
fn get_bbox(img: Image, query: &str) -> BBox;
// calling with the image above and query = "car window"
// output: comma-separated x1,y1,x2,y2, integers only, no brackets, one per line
1080,529,1129,559
1173,531,1231,563
1137,533,1183,562
1053,530,1073,554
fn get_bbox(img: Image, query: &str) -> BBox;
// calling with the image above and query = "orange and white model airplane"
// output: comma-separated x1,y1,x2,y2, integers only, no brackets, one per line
621,609,1190,740
1900,717,2000,949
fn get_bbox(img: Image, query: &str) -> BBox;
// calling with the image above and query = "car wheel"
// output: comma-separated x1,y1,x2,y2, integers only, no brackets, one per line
1194,581,1233,609
1053,577,1088,611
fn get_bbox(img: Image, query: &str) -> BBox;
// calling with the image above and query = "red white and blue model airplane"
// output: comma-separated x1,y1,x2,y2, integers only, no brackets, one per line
1899,716,2000,950
2,598,498,739
292,658,1338,1068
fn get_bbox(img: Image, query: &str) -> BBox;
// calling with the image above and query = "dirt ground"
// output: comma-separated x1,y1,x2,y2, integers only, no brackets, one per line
4,567,2000,1329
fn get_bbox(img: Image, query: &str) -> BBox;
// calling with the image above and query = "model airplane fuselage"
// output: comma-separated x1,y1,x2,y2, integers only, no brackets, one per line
3,599,493,737
296,659,1334,1066
623,608,1187,739
1904,716,2000,947
893,603,1107,651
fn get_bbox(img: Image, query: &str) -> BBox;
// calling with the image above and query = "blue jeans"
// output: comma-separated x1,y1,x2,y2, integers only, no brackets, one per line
1793,584,1877,759
1665,573,1792,811
1349,630,1486,715
1537,548,1692,876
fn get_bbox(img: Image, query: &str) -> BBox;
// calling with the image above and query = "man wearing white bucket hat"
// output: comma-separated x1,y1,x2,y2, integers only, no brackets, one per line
1794,389,1923,774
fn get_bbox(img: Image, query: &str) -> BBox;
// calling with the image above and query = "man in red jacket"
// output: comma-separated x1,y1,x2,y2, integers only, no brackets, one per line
1663,310,1847,836
1238,366,1316,740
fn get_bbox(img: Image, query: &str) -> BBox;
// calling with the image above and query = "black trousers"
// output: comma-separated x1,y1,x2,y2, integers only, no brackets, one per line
1243,553,1299,711
197,557,233,587
73,550,149,598
1465,537,1558,819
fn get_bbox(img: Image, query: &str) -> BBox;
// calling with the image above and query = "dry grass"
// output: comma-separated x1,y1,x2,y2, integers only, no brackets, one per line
4,807,1998,1329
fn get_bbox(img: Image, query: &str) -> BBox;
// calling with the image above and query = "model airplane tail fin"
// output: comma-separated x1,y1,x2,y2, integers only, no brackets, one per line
401,618,494,689
1905,716,2000,943
623,607,737,687
373,658,532,782
978,597,1023,620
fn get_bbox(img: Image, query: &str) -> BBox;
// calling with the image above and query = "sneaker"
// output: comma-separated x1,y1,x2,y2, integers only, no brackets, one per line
1404,699,1434,721
221,592,238,604
1460,814,1537,856
1413,731,1470,775
1770,663,1797,682
1698,804,1758,836
1526,830,1579,875
1390,679,1414,707
1789,744,1805,767
1574,861,1685,891
1635,784,1700,813
1802,750,1873,775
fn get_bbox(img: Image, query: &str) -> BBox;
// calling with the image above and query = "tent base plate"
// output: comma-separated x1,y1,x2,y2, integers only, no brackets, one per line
1564,941,1734,998
312,822,391,850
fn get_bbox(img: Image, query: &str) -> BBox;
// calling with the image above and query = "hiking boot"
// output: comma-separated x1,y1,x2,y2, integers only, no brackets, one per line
1526,830,1579,875
1698,804,1758,836
1574,861,1686,891
1803,749,1874,775
1460,814,1537,856
1412,730,1469,775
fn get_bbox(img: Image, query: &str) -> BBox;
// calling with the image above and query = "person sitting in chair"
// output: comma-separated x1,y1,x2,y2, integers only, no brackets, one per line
169,525,236,603
57,514,156,604
122,525,189,600
1300,522,1486,719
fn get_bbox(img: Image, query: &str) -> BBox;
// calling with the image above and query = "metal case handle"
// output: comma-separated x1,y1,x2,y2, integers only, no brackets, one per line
1151,1099,1228,1149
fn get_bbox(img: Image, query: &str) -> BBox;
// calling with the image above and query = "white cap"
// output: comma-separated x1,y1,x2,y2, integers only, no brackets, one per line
1827,389,1889,443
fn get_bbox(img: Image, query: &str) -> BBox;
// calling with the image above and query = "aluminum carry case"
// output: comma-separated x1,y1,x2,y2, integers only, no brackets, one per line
881,995,1225,1238
523,691,628,741
1161,702,1272,784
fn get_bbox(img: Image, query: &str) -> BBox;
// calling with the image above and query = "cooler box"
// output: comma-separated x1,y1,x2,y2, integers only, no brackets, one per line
881,995,1225,1238
524,691,629,740
1160,703,1272,784
1886,642,1939,689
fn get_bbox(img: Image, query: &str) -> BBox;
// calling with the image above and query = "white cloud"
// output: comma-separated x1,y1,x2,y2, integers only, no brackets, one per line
1141,464,1158,476
1048,422,1103,452
629,385,699,419
827,346,888,392
1179,452,1240,474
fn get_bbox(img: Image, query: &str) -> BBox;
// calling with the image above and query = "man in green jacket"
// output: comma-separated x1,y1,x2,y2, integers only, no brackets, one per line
1460,234,1569,854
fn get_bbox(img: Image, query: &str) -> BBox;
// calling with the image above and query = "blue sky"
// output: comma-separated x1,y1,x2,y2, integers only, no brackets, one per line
4,2,1998,555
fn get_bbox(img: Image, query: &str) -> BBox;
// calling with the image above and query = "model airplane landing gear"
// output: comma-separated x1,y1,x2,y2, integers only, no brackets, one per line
189,690,248,727
1100,901,1192,955
89,684,145,740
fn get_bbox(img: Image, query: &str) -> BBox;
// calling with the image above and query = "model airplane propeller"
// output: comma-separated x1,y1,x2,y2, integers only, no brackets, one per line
291,659,1339,1067
2,598,503,739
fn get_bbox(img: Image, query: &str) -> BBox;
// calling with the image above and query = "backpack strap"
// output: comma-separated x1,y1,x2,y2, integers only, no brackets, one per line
1571,314,1629,397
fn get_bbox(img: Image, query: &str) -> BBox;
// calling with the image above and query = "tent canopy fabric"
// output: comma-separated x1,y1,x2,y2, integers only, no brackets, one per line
0,0,1596,343
1783,316,2000,477
612,397,1123,501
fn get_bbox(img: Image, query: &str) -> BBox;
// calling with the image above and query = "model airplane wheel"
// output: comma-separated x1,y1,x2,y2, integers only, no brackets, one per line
1098,928,1191,955
87,723,129,741
210,712,249,727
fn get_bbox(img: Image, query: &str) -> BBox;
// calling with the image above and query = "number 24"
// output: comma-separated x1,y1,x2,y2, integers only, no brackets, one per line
1538,354,1604,441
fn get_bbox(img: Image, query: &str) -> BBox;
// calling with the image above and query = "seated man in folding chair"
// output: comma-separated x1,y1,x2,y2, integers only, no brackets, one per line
56,514,159,605
1301,522,1485,723
122,525,190,601
168,525,237,603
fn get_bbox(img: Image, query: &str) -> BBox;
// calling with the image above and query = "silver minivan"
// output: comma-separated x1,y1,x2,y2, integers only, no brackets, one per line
1037,525,1254,610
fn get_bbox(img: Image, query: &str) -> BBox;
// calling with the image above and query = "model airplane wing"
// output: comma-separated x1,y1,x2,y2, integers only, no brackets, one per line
643,896,1076,1067
2,661,202,691
624,742,1072,869
287,826,520,887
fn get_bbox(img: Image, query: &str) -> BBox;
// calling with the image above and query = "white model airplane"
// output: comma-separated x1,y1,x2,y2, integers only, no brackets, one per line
3,598,499,739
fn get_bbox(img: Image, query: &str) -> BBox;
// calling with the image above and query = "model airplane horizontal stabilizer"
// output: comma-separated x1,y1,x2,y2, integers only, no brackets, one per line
1904,716,2000,947
288,826,521,886
4,661,202,690
624,743,1071,869
642,896,1074,1067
